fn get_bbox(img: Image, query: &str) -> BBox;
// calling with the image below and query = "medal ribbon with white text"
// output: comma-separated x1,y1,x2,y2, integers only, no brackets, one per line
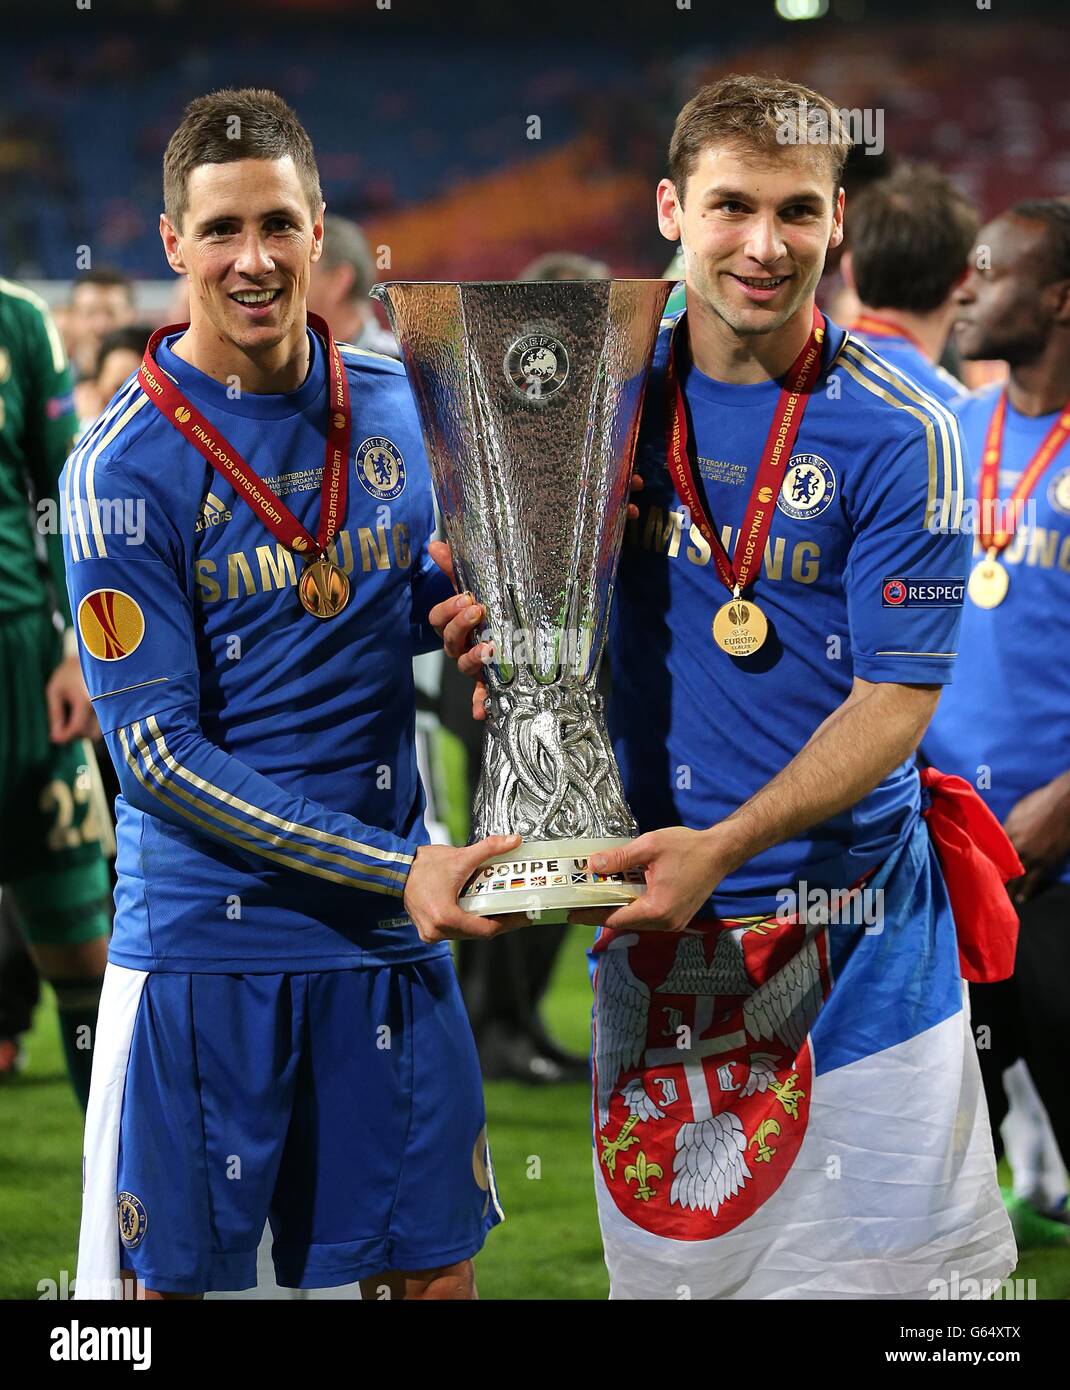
664,304,826,600
138,312,351,564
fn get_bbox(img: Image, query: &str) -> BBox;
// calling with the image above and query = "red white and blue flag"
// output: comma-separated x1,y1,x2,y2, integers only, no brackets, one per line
590,817,1017,1299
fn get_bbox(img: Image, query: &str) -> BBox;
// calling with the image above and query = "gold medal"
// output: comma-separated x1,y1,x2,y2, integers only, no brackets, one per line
969,390,1070,611
712,595,768,656
967,552,1009,610
298,556,350,620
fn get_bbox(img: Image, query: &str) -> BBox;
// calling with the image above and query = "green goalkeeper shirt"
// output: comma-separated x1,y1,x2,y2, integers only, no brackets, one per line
0,276,77,627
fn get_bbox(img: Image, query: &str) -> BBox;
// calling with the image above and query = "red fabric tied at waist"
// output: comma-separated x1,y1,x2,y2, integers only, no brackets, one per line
920,767,1024,983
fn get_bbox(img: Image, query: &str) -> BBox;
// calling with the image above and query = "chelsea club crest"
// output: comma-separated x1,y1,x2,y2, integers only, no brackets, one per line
1048,465,1070,517
777,453,836,521
355,437,406,501
117,1191,147,1249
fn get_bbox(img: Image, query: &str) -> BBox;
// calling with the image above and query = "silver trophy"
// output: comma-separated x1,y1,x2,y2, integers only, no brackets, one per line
371,279,670,919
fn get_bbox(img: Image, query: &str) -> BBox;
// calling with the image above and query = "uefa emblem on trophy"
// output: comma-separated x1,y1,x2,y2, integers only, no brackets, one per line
371,279,671,919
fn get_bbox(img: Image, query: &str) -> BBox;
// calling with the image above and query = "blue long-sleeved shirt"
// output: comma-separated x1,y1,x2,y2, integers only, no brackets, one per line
62,326,452,972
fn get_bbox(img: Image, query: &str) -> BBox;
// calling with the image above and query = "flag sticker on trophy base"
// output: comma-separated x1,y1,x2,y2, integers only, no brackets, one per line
459,838,648,922
373,278,671,917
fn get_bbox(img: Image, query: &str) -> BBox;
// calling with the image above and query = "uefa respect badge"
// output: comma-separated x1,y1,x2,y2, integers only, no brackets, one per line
881,577,965,608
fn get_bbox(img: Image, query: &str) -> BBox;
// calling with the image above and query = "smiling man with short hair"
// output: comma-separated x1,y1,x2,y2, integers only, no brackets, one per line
588,74,1011,1300
436,73,1015,1300
65,87,516,1301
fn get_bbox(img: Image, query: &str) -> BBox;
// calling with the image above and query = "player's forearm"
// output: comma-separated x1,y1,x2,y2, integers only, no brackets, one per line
105,707,416,898
707,681,940,874
1039,767,1070,807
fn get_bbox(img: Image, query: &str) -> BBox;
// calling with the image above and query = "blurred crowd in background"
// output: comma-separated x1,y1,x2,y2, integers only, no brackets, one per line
2,17,1068,283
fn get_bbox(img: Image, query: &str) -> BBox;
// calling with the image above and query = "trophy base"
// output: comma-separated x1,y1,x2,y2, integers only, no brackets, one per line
459,837,645,923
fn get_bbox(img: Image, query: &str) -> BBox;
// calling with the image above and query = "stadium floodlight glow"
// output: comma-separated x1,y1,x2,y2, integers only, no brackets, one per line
775,0,829,19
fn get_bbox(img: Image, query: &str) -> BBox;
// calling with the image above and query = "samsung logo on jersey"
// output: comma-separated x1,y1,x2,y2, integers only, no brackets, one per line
194,524,412,604
628,503,822,585
881,577,964,608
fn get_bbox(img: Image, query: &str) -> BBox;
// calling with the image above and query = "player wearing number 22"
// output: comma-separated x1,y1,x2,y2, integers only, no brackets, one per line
584,77,1016,1298
0,275,112,1112
63,90,511,1300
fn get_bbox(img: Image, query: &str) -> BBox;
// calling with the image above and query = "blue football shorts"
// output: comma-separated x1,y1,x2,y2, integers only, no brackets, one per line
77,957,502,1295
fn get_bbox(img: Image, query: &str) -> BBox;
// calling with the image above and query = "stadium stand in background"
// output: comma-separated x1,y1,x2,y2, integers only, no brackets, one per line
2,19,1068,287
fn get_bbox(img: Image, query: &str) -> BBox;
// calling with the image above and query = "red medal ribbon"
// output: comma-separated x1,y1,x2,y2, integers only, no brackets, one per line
665,305,826,597
138,312,350,561
976,389,1070,552
849,313,927,356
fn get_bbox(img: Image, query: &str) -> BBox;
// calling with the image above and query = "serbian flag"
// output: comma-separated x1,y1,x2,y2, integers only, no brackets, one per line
920,767,1023,984
589,815,1017,1300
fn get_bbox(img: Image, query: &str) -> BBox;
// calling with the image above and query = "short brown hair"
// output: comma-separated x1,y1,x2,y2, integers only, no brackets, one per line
850,165,979,314
319,215,376,300
669,73,852,203
72,267,135,302
163,88,322,230
518,251,611,281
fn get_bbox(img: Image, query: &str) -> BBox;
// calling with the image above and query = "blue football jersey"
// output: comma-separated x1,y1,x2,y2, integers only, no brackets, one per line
609,312,970,917
61,327,453,972
850,328,968,408
922,385,1070,885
